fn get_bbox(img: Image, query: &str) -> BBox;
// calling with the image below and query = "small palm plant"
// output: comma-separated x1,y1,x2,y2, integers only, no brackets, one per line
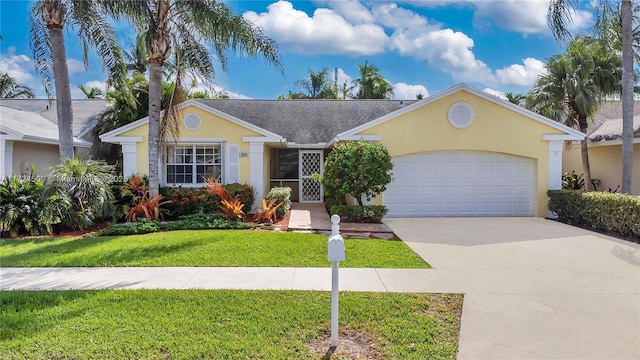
47,158,115,229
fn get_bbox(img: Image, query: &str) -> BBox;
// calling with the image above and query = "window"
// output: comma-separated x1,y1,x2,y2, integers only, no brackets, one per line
271,149,299,179
165,144,222,185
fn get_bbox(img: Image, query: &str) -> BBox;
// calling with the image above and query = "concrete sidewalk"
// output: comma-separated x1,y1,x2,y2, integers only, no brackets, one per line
0,267,455,292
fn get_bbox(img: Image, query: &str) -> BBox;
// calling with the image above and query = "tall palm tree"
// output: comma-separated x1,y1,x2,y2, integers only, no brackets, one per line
295,67,338,99
353,60,393,99
77,84,104,99
548,0,635,193
0,73,35,98
106,0,282,195
527,36,622,191
29,0,127,162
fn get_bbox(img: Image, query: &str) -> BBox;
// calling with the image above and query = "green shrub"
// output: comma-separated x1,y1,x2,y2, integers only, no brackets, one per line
160,183,254,219
330,205,388,223
101,214,255,236
0,174,67,237
160,186,219,220
317,140,392,207
265,187,291,218
562,171,585,190
548,189,640,238
159,214,254,231
224,183,255,213
102,219,160,236
48,158,116,229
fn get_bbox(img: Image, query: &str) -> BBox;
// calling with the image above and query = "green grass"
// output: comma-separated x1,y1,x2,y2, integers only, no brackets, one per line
0,230,429,268
0,290,462,359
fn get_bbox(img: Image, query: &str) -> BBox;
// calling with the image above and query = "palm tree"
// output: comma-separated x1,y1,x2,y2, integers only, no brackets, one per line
295,68,338,99
0,73,35,98
353,60,393,99
505,92,526,106
548,0,634,193
527,36,622,191
28,0,127,162
106,0,282,195
77,84,104,99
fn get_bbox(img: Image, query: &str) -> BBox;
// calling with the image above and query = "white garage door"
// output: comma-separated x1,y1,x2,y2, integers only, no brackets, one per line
384,151,534,217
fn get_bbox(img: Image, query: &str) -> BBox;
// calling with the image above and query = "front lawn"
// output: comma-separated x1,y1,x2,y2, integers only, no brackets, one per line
0,290,462,359
0,230,429,268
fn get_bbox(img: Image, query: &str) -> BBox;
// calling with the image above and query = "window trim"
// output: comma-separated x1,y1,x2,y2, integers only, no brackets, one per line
164,143,223,186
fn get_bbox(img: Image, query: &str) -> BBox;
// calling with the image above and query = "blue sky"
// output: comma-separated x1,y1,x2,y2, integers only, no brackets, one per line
0,0,595,100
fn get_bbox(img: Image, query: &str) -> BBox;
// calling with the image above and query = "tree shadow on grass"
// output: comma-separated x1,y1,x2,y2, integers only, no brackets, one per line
1,237,205,267
0,290,94,342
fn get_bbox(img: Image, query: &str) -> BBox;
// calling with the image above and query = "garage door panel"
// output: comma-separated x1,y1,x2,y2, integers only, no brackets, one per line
385,151,534,217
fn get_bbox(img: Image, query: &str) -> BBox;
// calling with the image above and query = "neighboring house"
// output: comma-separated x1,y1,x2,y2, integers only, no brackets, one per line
0,99,106,177
562,101,640,194
101,83,584,218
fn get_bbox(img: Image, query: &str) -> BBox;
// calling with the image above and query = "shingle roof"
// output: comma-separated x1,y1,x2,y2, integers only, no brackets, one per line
0,106,91,146
588,101,640,141
0,99,106,138
197,99,416,144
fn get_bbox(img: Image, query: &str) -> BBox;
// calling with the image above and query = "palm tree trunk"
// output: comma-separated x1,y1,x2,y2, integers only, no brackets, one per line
148,61,163,196
49,26,74,161
578,116,594,191
621,0,634,194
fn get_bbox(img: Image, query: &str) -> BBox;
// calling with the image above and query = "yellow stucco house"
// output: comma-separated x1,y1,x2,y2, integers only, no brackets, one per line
101,83,584,218
563,101,640,194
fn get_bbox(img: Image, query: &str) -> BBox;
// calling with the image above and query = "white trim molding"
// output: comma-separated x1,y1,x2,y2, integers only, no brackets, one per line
249,142,264,209
335,83,586,141
542,134,585,141
547,140,564,218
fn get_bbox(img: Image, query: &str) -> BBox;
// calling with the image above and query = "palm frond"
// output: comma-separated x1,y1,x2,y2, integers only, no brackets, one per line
28,1,55,98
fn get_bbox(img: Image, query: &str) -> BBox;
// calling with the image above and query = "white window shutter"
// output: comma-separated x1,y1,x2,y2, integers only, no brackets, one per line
226,143,239,184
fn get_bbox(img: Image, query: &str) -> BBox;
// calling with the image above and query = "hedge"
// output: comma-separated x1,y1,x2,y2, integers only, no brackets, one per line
330,205,388,223
548,189,640,239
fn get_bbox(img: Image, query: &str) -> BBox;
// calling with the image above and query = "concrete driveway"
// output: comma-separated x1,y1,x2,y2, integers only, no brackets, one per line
384,217,640,360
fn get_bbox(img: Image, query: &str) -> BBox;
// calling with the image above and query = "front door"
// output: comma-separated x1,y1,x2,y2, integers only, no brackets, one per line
299,150,323,203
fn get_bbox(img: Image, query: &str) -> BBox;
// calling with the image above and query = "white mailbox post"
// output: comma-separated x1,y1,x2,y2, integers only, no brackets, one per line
328,215,345,348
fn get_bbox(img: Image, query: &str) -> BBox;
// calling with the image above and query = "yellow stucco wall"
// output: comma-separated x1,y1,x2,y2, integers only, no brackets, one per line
119,105,262,185
357,90,565,217
563,142,640,194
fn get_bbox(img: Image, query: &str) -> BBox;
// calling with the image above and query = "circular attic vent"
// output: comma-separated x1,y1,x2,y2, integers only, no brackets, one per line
183,113,202,131
448,101,475,129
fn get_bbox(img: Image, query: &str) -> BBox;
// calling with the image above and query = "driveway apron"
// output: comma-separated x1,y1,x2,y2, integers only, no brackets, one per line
385,217,640,360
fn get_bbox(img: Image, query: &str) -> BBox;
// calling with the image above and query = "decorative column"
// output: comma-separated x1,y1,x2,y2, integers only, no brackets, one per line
0,140,14,178
548,140,564,190
249,142,264,208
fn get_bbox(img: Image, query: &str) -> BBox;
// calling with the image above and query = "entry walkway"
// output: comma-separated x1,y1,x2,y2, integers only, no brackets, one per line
288,202,395,238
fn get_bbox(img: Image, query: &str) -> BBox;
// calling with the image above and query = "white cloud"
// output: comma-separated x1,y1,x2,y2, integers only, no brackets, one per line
495,57,546,86
0,47,35,84
243,1,388,56
390,27,494,83
393,82,428,100
66,58,86,74
473,1,592,34
320,0,374,25
84,80,107,92
483,88,507,100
